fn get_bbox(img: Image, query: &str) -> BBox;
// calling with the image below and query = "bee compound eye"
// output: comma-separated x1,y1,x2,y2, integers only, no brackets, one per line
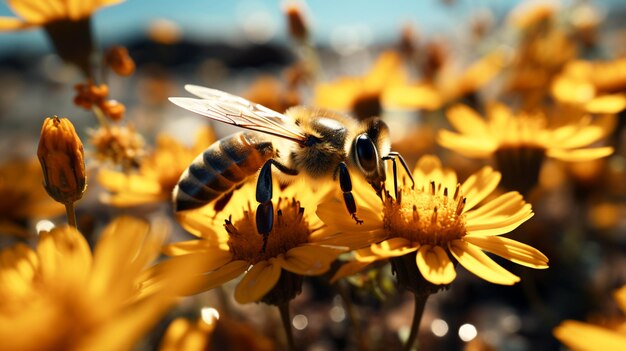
355,134,378,173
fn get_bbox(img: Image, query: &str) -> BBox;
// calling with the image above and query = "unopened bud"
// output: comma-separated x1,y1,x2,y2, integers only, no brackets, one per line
37,117,86,204
284,2,309,42
104,46,136,76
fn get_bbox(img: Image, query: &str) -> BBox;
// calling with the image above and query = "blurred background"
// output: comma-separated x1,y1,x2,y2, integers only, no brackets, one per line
1,0,626,350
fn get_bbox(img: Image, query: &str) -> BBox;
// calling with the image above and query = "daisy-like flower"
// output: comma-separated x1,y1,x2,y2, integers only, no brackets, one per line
552,58,626,114
98,127,214,207
554,286,626,350
0,159,64,237
159,307,275,351
317,155,548,288
0,216,203,351
437,103,614,193
314,51,441,120
0,0,123,75
166,179,345,305
89,123,146,170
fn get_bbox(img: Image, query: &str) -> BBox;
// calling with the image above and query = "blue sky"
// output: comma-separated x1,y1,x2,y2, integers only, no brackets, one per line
0,0,622,55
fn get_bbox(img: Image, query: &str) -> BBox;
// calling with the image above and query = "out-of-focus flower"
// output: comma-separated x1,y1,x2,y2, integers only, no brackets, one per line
552,59,626,114
37,116,86,205
438,103,614,192
315,51,441,120
104,46,135,76
89,124,146,170
0,0,124,75
98,127,214,207
244,76,300,113
0,216,203,351
554,286,626,350
0,159,64,237
317,155,548,289
160,308,274,351
283,1,309,43
74,81,126,121
166,180,345,305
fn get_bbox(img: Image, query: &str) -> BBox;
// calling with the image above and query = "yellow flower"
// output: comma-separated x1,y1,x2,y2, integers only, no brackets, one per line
438,103,614,161
0,0,123,29
159,307,275,351
98,127,214,207
554,286,626,351
317,155,548,287
0,0,124,75
552,59,626,114
166,180,345,304
314,51,441,120
37,116,86,205
438,103,614,193
0,159,64,237
0,216,202,351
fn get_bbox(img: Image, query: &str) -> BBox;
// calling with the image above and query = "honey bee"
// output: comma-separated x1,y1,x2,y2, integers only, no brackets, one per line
170,85,411,250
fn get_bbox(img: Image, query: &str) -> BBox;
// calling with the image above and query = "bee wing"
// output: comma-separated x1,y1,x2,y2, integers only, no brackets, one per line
169,85,307,143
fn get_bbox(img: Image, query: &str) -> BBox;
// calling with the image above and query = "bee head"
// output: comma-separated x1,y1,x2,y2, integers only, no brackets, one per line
351,118,390,193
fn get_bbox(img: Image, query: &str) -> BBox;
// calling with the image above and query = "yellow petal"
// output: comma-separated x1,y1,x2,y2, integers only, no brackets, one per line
415,245,456,285
98,168,162,195
449,240,520,285
461,166,501,212
547,147,613,162
382,84,442,110
311,228,388,250
614,286,626,314
464,235,548,268
330,261,373,283
7,0,60,23
446,104,489,136
279,245,344,276
552,115,616,149
554,321,626,351
0,17,32,30
466,192,534,236
437,130,497,158
193,260,249,295
234,259,282,303
89,217,164,300
163,240,222,256
37,225,92,287
316,198,383,232
370,238,418,258
585,94,626,114
355,246,384,263
175,210,223,241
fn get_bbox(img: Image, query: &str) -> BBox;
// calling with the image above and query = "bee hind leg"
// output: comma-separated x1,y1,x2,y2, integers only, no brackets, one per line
337,162,363,225
255,159,299,252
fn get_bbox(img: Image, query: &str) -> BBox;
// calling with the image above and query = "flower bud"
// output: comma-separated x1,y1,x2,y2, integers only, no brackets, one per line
37,117,87,204
104,46,136,76
284,2,309,42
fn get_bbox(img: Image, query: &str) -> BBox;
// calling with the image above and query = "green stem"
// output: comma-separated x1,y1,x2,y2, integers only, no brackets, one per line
65,202,77,228
336,281,368,351
92,105,109,128
278,302,295,351
403,293,429,351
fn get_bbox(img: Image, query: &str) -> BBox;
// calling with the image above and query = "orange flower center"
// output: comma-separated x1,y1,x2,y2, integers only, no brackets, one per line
225,197,311,264
382,181,467,246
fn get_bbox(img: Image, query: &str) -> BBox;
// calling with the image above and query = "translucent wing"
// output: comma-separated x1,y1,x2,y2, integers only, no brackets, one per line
169,85,307,143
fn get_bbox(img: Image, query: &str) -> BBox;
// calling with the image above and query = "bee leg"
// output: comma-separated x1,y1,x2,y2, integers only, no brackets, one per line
255,160,299,252
337,162,363,225
383,152,415,198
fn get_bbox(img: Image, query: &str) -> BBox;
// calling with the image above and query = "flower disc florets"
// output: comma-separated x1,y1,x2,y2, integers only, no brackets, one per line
383,181,467,247
225,197,311,264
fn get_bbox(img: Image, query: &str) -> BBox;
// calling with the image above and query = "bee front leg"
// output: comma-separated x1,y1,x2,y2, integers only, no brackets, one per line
337,162,363,225
255,159,299,252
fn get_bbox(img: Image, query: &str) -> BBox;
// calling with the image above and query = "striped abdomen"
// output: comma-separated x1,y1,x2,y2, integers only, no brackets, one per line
174,131,276,212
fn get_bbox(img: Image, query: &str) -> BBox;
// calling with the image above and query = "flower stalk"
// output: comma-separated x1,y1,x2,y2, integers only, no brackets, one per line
403,292,430,351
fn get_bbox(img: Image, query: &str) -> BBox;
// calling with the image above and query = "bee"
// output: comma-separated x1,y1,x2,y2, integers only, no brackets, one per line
170,85,411,250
